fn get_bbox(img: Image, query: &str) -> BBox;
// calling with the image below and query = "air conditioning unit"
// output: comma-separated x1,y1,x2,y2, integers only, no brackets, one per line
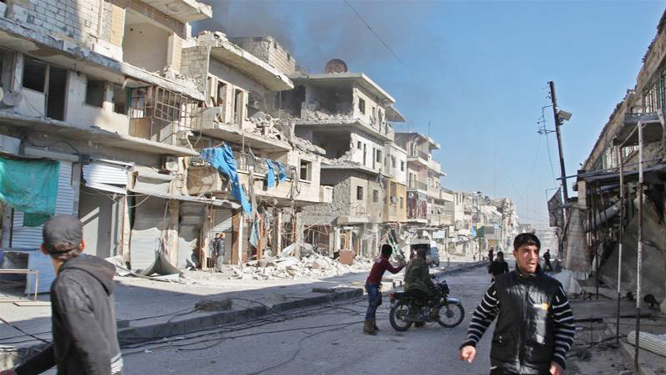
161,156,179,172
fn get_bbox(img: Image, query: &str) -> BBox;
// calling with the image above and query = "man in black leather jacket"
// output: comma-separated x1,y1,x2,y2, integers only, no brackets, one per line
2,215,123,375
459,233,575,375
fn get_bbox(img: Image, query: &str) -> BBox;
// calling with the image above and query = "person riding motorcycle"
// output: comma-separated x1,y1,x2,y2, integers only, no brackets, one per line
404,244,441,321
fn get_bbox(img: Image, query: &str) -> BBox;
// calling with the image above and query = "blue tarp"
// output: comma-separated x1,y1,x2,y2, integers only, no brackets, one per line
200,146,251,215
266,160,276,188
0,157,60,226
265,159,288,188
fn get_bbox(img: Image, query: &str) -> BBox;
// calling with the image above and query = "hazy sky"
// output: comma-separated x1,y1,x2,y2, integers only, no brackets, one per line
194,0,665,225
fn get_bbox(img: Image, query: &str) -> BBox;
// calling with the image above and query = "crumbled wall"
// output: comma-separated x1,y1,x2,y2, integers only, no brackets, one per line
180,46,210,94
229,36,298,76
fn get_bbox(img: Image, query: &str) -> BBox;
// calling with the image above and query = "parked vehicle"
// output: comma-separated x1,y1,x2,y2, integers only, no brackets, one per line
428,241,440,267
388,278,465,331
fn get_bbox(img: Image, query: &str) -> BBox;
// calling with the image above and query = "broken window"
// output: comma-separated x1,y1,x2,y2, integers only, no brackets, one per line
376,150,382,163
401,161,405,172
86,78,105,108
359,98,365,114
357,141,362,150
373,190,378,203
112,84,128,114
23,56,46,92
300,160,311,181
128,86,198,144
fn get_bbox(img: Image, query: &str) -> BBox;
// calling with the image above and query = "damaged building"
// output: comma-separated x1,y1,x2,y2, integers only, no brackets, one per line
0,0,221,288
181,30,331,266
573,10,666,313
275,65,406,257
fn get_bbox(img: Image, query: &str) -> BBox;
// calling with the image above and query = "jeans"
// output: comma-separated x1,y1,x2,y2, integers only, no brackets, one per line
365,284,382,320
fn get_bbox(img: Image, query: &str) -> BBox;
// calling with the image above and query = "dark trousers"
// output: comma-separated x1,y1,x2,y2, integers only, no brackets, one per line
490,368,517,375
544,259,553,271
365,284,382,320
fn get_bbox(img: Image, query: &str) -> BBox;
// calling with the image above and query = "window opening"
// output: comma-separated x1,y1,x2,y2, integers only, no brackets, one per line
359,98,365,114
300,160,311,181
356,186,363,200
373,189,378,203
112,84,128,114
23,57,46,92
86,79,105,108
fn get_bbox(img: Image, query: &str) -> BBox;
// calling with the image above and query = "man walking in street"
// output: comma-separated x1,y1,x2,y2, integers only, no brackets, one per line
460,233,575,375
543,249,553,272
488,247,495,263
1,215,123,375
487,251,510,281
364,244,405,335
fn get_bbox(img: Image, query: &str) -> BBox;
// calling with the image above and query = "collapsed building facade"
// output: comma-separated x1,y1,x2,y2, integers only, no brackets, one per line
573,10,666,312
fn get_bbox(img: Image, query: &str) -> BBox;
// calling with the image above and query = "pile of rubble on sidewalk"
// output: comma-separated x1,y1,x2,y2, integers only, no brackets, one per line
232,253,373,280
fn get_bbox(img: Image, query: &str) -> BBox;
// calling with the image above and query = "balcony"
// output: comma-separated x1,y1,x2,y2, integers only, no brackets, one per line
137,0,212,23
407,150,429,168
408,180,427,191
187,165,229,195
194,108,292,152
428,157,444,176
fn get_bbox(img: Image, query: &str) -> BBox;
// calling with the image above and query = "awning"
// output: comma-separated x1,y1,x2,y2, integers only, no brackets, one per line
83,159,132,194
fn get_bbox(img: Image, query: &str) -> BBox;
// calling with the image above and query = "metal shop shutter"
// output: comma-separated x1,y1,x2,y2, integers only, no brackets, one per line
11,161,76,249
129,195,170,271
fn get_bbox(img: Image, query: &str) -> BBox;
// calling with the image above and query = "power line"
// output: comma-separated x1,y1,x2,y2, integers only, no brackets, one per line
344,0,417,78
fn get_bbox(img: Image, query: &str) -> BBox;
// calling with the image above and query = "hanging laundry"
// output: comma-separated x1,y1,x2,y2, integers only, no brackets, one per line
0,157,60,227
200,146,251,215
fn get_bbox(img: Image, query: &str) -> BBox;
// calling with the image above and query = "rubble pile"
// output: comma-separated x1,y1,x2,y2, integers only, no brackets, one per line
248,112,290,143
231,253,373,280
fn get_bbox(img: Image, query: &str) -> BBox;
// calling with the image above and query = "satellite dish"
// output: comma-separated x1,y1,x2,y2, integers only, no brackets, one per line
2,91,22,107
0,88,4,103
325,59,348,74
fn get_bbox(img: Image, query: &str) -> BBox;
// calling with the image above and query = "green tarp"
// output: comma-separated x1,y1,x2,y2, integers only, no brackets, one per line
0,157,60,227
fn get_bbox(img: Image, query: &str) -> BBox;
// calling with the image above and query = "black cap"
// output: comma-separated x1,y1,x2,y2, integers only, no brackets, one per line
43,215,83,253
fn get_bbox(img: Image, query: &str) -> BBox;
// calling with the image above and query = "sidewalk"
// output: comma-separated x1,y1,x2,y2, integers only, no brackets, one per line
0,259,485,368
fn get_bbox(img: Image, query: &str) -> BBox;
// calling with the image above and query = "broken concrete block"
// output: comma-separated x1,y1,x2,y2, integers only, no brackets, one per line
338,250,355,265
195,298,232,312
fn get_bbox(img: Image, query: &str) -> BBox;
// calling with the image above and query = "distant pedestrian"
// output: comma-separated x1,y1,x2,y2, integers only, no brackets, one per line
543,249,553,272
488,247,495,263
214,233,226,272
487,251,510,281
460,233,574,375
364,244,405,335
1,215,123,375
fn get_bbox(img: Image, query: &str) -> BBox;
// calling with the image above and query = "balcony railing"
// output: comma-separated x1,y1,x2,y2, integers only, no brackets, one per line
408,180,427,191
408,150,429,160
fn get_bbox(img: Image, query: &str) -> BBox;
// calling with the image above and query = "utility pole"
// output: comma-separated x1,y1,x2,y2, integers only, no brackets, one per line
549,81,568,263
549,81,568,202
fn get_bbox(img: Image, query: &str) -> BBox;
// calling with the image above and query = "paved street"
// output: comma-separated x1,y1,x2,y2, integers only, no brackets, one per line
121,265,494,375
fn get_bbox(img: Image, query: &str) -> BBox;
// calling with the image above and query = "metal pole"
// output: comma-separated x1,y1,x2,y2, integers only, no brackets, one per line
550,81,569,202
635,121,644,373
617,145,624,345
550,81,568,263
593,182,599,301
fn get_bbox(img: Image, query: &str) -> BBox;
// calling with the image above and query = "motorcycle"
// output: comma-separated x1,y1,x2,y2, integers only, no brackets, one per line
388,279,465,331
